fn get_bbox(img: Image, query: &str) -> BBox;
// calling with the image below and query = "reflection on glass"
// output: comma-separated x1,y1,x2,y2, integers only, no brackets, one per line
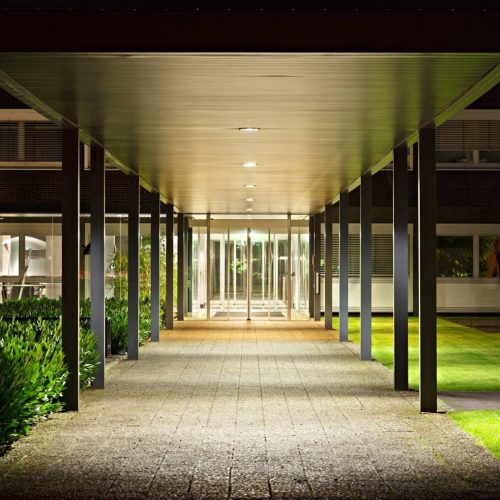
436,236,473,278
25,235,46,276
479,236,500,278
0,235,19,276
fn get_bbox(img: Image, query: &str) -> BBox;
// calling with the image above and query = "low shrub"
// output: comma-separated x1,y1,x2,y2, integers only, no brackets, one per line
105,297,128,353
0,297,62,319
0,320,67,454
106,297,151,352
79,325,99,388
0,296,151,356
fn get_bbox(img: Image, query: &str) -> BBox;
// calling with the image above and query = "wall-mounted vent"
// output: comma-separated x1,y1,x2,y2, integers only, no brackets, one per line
437,120,500,150
320,232,411,278
0,122,19,161
24,122,62,162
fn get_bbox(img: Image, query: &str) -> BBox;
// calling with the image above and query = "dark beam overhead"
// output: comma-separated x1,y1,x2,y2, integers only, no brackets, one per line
1,11,500,51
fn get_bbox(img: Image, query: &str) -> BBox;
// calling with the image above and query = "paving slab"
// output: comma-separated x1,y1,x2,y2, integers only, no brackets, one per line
439,391,500,410
0,321,499,499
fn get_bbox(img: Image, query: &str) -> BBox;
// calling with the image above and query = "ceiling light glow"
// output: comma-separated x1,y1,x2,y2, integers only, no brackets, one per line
245,197,254,202
246,207,253,212
242,161,257,168
239,127,260,132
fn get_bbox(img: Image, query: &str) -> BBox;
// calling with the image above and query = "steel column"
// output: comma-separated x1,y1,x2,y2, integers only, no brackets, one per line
324,205,334,330
412,144,420,316
150,191,160,342
339,191,349,341
206,213,211,320
393,145,409,390
177,213,185,320
127,175,140,360
90,144,105,388
61,128,80,410
418,127,437,413
188,226,193,314
313,214,321,321
287,213,292,321
165,203,174,329
308,215,314,318
360,173,372,361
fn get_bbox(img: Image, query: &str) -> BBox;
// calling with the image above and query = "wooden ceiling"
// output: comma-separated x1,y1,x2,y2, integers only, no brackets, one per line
0,53,499,213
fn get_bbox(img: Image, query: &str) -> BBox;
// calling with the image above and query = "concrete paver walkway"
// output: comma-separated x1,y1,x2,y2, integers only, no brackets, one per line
0,321,499,499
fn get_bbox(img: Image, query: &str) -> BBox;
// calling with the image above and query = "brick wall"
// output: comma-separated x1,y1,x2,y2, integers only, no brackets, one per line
0,168,499,215
0,169,155,213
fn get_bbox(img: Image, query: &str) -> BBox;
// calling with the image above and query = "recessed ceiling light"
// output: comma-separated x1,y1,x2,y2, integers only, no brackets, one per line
245,197,254,202
239,127,260,132
244,184,256,188
242,161,257,168
246,207,253,212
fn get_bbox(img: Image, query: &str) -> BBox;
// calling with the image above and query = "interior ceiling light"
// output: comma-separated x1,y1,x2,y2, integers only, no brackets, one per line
246,207,253,212
244,184,256,188
245,197,254,202
239,127,260,132
242,161,257,168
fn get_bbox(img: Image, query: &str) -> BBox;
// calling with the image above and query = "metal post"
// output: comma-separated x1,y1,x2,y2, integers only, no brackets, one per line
150,191,160,341
62,128,80,410
308,215,314,318
324,205,333,330
127,175,140,360
412,143,419,316
287,213,292,321
188,226,193,314
339,191,349,341
90,144,105,388
418,126,437,413
393,145,409,390
314,214,321,321
165,203,174,329
177,213,185,320
360,172,372,361
206,213,211,320
247,226,251,320
227,228,231,318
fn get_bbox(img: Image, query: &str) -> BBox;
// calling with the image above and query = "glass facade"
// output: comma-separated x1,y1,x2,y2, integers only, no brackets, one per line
479,236,500,278
436,236,473,278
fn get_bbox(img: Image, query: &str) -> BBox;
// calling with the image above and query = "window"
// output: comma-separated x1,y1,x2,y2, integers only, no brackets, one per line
0,235,19,276
322,233,408,278
436,236,473,278
25,236,47,276
479,236,500,278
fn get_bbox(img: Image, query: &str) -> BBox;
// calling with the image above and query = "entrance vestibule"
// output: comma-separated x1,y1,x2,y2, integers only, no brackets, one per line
190,217,309,320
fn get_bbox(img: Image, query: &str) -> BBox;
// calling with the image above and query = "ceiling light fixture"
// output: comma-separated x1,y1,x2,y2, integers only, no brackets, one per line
239,127,260,132
244,184,256,188
242,161,257,168
246,207,253,212
245,197,254,202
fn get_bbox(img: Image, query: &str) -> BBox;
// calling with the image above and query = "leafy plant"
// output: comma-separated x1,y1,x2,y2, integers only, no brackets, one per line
0,300,99,388
0,320,67,454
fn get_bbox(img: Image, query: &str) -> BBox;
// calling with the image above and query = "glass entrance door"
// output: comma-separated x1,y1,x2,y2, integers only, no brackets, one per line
195,218,309,320
250,229,271,319
227,229,249,319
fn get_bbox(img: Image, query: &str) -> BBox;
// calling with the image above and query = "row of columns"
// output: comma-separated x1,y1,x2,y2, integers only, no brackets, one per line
311,126,437,413
61,131,186,411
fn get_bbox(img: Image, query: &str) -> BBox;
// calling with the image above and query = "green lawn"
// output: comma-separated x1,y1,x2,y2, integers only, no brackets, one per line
331,316,500,458
332,316,500,391
449,410,500,458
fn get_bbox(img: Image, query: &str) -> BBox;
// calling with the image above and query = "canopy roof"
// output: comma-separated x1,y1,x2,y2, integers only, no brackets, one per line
0,52,499,213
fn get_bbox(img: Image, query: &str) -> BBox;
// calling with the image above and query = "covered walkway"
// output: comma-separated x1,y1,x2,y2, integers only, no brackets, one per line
0,322,499,499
